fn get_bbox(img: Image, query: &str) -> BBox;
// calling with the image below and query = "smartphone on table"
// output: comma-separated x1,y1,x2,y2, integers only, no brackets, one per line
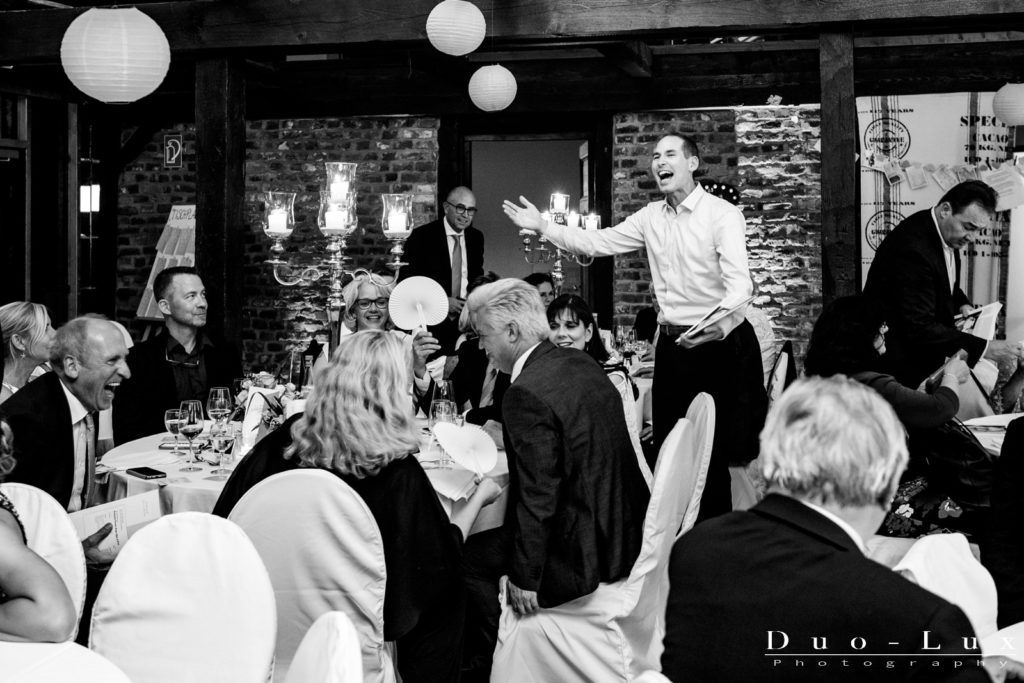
125,466,167,480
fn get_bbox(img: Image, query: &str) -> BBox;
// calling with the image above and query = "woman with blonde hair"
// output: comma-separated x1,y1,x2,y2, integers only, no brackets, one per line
214,329,499,681
0,302,55,403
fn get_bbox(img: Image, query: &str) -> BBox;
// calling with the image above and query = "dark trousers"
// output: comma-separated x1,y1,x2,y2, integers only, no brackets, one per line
460,527,511,682
396,584,466,683
652,319,767,522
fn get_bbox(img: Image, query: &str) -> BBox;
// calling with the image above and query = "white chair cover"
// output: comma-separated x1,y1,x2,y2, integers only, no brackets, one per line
0,641,131,683
0,483,86,641
766,350,789,414
679,393,714,535
729,465,760,511
491,413,712,682
228,470,396,683
893,533,999,643
612,372,653,490
89,512,276,683
633,671,672,683
284,611,363,683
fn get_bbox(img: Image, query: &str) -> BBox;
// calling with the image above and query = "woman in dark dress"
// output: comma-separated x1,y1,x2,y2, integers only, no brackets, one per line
214,329,500,682
804,295,979,538
0,416,77,642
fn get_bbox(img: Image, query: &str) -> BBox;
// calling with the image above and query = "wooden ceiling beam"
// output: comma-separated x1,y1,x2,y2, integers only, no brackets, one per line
599,41,653,78
2,0,1024,65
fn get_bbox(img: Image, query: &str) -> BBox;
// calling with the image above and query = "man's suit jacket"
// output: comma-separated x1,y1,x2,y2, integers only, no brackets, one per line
398,219,484,353
113,329,242,444
864,209,987,388
501,341,649,607
983,416,1024,627
1,372,94,510
450,338,509,426
662,494,987,681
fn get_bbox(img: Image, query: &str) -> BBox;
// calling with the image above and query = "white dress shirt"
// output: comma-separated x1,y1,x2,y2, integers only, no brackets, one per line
58,378,90,512
510,342,542,384
795,498,867,554
930,207,956,294
543,184,752,336
443,217,469,299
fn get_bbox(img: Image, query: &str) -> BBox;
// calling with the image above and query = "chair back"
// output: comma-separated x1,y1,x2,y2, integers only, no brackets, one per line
284,611,363,683
89,512,276,683
766,340,794,409
228,469,395,683
0,482,86,641
679,393,715,535
612,372,653,490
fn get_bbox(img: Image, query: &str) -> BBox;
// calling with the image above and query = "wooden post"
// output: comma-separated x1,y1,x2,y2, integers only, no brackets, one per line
195,58,245,346
819,31,859,303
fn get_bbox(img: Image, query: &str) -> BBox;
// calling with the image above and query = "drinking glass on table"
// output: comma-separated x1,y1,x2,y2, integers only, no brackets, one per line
207,387,232,425
209,423,238,479
429,399,456,469
178,400,205,472
163,408,185,456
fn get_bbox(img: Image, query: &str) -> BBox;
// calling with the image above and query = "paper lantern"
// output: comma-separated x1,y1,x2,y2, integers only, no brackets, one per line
426,0,486,56
468,64,517,112
61,8,171,104
993,84,1024,126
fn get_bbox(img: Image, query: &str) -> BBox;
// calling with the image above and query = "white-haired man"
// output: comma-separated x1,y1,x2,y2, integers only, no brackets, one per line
660,376,1002,681
461,278,649,680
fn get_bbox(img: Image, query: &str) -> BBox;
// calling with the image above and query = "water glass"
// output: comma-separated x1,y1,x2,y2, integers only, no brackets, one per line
429,400,456,469
207,387,232,425
163,409,185,456
209,423,238,479
178,400,205,472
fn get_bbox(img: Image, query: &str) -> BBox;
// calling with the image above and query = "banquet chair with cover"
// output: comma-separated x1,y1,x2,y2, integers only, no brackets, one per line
88,512,276,683
0,482,87,641
229,469,397,683
679,393,715,535
284,610,363,683
490,409,713,682
613,374,653,490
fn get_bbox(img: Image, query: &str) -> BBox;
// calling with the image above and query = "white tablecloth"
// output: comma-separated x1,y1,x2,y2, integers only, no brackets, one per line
0,641,130,683
634,377,653,434
965,412,1021,456
97,420,509,534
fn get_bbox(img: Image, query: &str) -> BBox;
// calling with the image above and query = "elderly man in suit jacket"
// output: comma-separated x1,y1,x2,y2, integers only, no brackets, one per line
863,181,995,389
399,186,484,354
661,376,1008,682
460,279,650,680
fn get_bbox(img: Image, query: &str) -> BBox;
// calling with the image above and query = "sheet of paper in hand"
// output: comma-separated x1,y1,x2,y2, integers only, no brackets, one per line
955,302,1002,341
682,295,755,339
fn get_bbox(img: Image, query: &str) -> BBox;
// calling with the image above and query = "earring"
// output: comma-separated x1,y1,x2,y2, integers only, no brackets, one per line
17,350,25,360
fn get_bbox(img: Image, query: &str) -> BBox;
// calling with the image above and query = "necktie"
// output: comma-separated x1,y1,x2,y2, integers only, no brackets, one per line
450,233,463,298
83,412,96,509
479,364,498,408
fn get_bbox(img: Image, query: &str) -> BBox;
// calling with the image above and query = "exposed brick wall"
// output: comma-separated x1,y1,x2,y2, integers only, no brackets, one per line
116,117,439,371
611,106,822,367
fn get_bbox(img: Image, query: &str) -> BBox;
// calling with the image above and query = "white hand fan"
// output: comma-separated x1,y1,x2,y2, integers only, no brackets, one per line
389,276,449,331
434,422,498,477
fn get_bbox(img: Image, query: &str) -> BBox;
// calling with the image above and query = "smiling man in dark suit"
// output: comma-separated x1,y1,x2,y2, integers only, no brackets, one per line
863,181,995,388
460,278,649,680
399,186,484,354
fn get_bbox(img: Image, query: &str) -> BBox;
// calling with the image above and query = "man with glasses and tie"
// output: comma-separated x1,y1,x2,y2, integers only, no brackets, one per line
113,266,242,444
400,186,485,354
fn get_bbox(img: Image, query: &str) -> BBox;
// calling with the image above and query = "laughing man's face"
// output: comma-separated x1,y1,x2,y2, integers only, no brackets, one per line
651,135,698,195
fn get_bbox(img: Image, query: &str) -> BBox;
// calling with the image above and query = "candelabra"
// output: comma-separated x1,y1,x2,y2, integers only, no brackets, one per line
261,161,413,345
521,193,601,290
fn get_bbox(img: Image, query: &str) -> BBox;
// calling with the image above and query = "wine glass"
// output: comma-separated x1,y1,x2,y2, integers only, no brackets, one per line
178,400,205,472
163,408,185,456
429,400,456,469
207,387,232,426
209,423,237,479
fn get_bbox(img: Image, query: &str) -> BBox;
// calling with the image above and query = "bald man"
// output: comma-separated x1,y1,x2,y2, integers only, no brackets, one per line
399,186,485,353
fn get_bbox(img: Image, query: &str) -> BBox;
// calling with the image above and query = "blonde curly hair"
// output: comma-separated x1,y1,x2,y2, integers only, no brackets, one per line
0,418,14,480
284,329,420,478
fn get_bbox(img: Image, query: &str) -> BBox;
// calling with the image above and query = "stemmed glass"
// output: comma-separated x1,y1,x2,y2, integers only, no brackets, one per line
178,400,205,472
208,423,237,480
207,387,232,426
429,399,457,469
163,409,185,456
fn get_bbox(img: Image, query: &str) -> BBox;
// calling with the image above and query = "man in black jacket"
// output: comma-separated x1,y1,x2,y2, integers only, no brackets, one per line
113,266,241,443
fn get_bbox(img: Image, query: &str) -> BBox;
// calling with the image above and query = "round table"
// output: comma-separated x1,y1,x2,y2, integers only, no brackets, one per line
0,641,130,682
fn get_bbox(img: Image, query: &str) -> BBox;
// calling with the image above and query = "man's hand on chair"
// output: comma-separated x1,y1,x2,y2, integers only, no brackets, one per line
507,580,539,615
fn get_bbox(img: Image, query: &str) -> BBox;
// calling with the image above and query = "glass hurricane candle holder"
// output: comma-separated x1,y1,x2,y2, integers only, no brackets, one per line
263,191,296,264
584,213,601,231
318,191,357,238
324,162,358,203
381,193,413,270
549,192,570,216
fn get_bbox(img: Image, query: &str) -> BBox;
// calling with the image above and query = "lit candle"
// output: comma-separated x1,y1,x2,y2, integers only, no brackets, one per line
386,209,409,234
584,214,600,231
330,179,350,201
566,211,580,228
267,210,290,235
550,194,568,214
324,208,345,231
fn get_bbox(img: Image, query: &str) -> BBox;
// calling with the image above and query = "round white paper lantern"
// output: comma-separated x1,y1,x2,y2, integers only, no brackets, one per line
61,8,171,104
468,64,517,112
426,0,486,56
993,84,1024,126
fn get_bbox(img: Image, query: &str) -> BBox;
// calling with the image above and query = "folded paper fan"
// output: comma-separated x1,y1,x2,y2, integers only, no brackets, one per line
389,276,449,331
434,422,498,477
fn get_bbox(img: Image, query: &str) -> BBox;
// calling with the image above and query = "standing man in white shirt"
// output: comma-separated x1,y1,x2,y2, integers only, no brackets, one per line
400,186,485,354
503,133,767,520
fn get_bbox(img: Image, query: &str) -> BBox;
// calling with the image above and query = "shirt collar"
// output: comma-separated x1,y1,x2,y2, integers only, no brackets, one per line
165,330,212,355
930,206,954,254
659,183,707,216
510,342,542,383
794,498,867,553
58,376,89,425
443,217,463,236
